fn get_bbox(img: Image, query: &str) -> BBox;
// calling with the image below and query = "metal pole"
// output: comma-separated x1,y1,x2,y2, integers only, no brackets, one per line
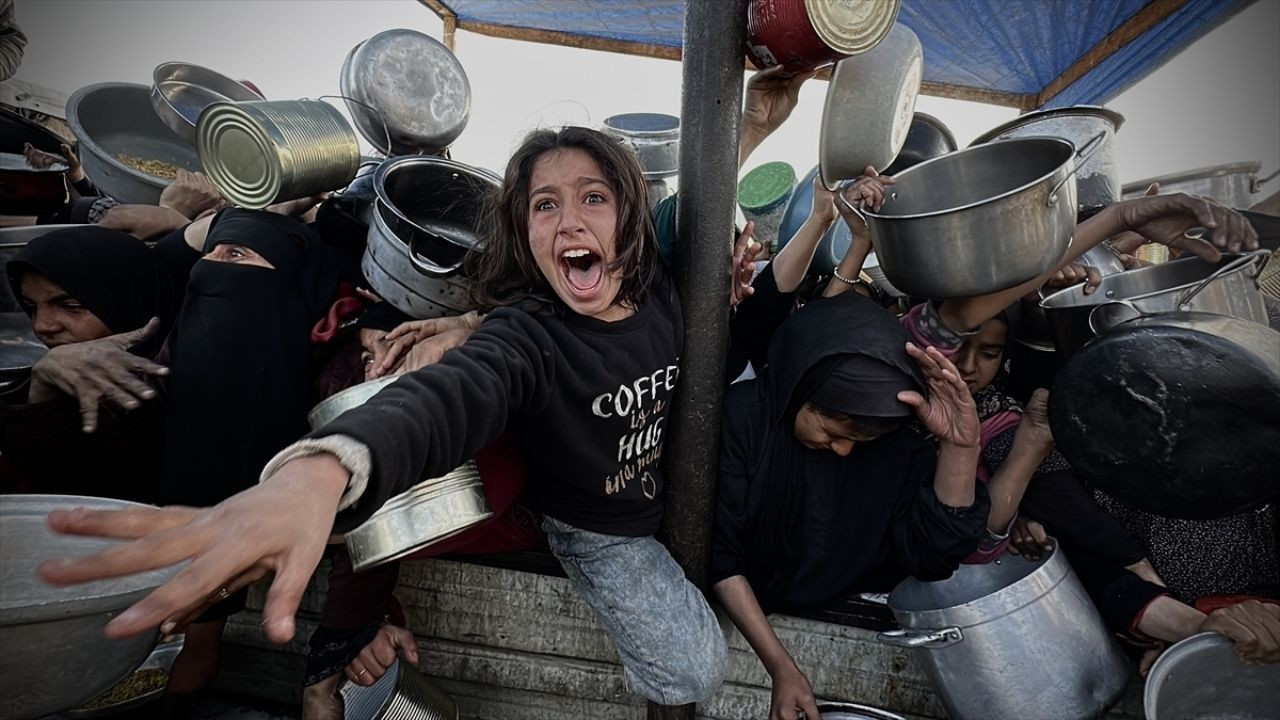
652,0,748,717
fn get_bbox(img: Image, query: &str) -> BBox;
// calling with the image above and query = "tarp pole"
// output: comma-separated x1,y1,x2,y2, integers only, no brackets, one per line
651,0,748,717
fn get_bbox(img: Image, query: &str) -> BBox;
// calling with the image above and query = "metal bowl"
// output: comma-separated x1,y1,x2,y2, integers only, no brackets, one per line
150,61,264,143
1144,632,1280,720
62,637,184,718
66,83,201,205
308,376,398,430
0,495,183,720
340,29,471,156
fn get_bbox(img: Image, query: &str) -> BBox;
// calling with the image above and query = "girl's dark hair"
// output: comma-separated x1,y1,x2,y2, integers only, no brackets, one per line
465,126,658,312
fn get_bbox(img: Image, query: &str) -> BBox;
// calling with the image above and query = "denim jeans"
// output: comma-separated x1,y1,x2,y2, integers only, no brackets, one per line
543,516,728,705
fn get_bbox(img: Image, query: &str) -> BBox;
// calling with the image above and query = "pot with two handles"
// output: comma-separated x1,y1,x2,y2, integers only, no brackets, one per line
878,547,1128,720
363,155,499,319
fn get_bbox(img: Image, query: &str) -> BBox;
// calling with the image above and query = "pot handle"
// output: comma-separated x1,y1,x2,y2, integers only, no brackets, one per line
1047,131,1108,207
1176,249,1270,309
836,187,870,228
1088,299,1143,335
1253,168,1279,194
320,94,392,158
408,236,466,278
876,627,963,649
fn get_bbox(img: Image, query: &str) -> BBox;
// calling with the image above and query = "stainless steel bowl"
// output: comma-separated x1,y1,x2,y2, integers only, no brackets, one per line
150,61,263,143
0,495,183,720
65,83,202,205
1144,632,1280,720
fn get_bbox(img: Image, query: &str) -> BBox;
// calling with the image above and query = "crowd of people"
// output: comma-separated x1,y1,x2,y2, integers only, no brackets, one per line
3,60,1279,720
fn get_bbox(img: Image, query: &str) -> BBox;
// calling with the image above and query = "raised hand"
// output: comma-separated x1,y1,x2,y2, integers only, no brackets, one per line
159,169,227,219
731,221,761,307
1112,192,1258,262
28,318,169,432
897,342,979,448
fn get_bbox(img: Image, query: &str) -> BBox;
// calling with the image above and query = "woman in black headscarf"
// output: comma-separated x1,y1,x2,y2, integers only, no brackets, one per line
2,226,191,499
711,291,989,720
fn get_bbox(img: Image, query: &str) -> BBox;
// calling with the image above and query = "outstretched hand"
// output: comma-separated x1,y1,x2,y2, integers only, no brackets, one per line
1111,192,1257,262
897,342,979,448
742,66,817,140
39,453,349,643
731,220,761,307
28,318,169,432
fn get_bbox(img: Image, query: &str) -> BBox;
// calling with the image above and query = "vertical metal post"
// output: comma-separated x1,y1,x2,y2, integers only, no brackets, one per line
652,0,749,718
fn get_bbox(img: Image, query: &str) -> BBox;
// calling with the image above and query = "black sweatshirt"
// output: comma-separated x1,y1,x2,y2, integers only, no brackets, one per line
318,266,683,537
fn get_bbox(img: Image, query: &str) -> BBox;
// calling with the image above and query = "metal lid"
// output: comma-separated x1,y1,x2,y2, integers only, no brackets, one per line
150,61,263,143
738,161,797,212
601,112,680,139
969,105,1126,147
340,29,471,155
804,0,901,56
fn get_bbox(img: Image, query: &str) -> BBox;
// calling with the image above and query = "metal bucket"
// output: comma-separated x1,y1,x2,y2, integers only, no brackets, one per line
859,136,1087,298
340,659,457,720
880,548,1129,720
1038,250,1270,356
747,0,901,72
196,99,359,209
600,113,680,180
970,106,1125,212
1123,161,1278,210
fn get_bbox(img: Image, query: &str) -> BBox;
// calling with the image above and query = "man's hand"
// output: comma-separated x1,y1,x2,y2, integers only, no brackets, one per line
740,66,816,166
159,169,227,220
28,318,169,432
1110,192,1258,263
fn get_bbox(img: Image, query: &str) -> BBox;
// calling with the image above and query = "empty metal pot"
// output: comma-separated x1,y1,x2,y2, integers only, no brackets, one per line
860,136,1091,298
197,99,359,209
1039,250,1269,355
879,548,1128,720
971,106,1125,212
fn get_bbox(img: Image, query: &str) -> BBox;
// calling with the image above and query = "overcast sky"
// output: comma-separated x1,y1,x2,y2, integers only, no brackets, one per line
12,0,1279,191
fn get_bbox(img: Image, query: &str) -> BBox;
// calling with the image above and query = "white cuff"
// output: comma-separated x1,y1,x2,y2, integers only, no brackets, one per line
258,435,372,512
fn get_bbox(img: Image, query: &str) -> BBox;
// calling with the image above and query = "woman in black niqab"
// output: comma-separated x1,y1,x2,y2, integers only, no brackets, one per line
160,209,338,508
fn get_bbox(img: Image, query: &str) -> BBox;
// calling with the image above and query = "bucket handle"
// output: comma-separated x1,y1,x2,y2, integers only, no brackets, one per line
1088,299,1143,335
1047,131,1108,207
876,627,963,649
1176,249,1270,309
319,94,392,157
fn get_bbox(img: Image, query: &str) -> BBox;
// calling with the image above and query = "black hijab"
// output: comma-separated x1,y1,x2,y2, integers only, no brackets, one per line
7,226,183,350
714,292,985,612
159,209,338,506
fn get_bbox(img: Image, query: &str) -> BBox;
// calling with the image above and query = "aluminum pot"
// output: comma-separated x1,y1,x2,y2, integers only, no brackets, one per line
66,83,202,205
819,22,923,182
859,136,1096,298
880,548,1128,720
600,113,680,180
1039,250,1269,355
1050,311,1280,520
150,61,263,143
0,495,183,720
340,29,471,156
1123,161,1278,210
1143,632,1280,720
971,106,1125,212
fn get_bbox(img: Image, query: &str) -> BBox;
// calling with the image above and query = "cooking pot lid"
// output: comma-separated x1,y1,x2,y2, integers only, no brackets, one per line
1050,313,1280,519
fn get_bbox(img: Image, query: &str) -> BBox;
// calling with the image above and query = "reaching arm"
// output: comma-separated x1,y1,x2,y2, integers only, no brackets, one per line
713,577,821,720
739,67,815,169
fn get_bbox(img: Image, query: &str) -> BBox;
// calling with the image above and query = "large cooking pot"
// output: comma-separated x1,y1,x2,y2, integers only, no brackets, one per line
879,548,1128,720
364,156,498,319
1039,250,1269,355
65,83,202,205
340,29,471,156
1050,311,1280,519
859,136,1097,298
600,113,680,180
1143,632,1280,720
1123,161,1278,210
882,112,956,177
971,106,1125,212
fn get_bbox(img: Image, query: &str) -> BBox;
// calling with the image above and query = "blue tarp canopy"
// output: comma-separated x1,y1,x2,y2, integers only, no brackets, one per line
417,0,1252,110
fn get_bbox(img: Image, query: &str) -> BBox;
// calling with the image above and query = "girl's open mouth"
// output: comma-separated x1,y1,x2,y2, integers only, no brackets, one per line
561,248,605,296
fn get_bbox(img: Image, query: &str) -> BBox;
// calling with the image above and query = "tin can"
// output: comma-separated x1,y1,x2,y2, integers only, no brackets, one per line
747,0,901,72
196,99,359,209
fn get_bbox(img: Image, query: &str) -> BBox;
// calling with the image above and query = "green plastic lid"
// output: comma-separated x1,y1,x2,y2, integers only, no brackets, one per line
738,161,797,213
